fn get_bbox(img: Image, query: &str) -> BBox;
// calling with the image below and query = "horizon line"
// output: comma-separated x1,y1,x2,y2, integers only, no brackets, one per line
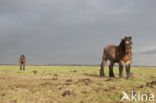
0,64,156,67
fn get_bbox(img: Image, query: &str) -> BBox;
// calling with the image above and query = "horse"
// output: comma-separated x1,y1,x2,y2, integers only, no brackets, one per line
100,36,132,78
19,54,26,70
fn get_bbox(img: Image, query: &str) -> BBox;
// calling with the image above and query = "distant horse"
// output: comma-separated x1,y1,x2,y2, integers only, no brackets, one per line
100,36,132,78
19,55,26,70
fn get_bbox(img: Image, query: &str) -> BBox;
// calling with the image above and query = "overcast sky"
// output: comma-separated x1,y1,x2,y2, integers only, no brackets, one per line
0,0,156,66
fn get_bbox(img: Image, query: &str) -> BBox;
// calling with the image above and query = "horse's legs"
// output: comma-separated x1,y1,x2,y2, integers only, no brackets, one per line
23,65,25,70
20,65,22,70
126,65,130,79
119,62,124,78
109,62,115,77
126,61,131,79
100,59,107,77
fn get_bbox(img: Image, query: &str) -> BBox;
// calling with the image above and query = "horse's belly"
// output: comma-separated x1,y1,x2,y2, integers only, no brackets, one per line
108,55,120,63
20,60,26,65
121,55,132,64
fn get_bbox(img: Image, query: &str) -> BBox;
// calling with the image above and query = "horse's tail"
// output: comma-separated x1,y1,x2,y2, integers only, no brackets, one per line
102,47,108,60
100,48,107,77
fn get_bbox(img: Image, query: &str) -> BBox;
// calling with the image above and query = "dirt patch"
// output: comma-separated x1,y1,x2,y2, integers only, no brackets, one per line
151,81,156,85
66,79,73,82
104,89,109,92
103,86,116,92
0,87,4,90
53,74,58,77
57,86,64,90
62,90,76,97
7,100,17,103
130,73,135,77
64,83,71,86
14,84,28,88
0,76,10,80
146,81,156,88
94,88,101,92
52,78,58,80
138,85,144,88
109,86,116,90
0,93,6,97
32,70,37,74
81,90,87,94
105,78,115,81
150,76,156,78
40,82,53,86
63,79,73,85
76,78,92,85
70,70,77,72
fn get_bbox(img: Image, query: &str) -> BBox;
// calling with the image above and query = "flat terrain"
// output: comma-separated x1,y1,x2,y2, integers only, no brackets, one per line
0,66,156,103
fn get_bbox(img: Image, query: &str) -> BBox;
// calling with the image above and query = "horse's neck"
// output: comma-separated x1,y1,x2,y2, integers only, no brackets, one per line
118,41,125,51
118,42,132,55
20,58,25,60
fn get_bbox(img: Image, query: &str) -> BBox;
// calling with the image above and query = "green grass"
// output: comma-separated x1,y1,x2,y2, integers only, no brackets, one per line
0,66,156,103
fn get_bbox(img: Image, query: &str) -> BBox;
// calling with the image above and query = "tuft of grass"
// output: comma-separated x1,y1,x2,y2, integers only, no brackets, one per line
0,66,156,103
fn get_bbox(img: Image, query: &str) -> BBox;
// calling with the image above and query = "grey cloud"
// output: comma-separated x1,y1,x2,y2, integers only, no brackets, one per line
0,0,156,66
139,49,156,55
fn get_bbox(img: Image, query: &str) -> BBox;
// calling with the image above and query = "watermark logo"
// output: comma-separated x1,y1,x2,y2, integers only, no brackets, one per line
122,91,154,102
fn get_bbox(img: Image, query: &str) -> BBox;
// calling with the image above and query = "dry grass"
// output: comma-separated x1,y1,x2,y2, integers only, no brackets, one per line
0,66,156,103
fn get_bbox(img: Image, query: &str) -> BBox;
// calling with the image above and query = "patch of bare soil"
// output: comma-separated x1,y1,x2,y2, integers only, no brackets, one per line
65,79,73,82
70,70,77,72
81,90,87,94
94,88,101,93
76,78,92,85
62,90,76,97
57,86,64,90
104,89,109,92
53,74,58,77
130,73,135,78
138,85,144,88
40,82,53,86
52,78,58,80
109,86,116,90
0,93,6,97
64,83,71,86
14,84,28,88
151,81,156,85
7,100,17,103
0,76,10,80
150,76,156,78
105,78,115,81
32,70,37,74
146,81,156,88
103,86,116,92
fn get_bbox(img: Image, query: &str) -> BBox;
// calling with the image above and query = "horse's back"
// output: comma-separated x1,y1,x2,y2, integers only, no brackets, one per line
19,58,26,65
104,45,118,53
103,45,118,61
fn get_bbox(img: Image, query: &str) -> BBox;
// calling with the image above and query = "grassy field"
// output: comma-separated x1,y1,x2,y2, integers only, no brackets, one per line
0,66,155,103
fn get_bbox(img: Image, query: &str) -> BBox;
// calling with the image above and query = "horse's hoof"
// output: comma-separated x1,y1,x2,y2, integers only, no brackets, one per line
119,76,123,79
109,74,115,78
126,77,130,79
100,75,105,77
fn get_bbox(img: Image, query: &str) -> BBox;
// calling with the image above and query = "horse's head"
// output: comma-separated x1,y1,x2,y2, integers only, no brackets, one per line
20,54,25,59
120,36,132,54
122,36,132,54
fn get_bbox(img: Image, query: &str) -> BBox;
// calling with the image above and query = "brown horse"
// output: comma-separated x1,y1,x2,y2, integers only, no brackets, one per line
19,54,26,70
100,36,132,78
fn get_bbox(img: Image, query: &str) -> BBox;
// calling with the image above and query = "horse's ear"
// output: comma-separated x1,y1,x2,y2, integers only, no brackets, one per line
129,36,132,39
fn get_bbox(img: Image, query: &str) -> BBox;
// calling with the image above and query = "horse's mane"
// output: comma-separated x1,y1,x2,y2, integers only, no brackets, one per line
119,39,125,50
20,55,25,59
